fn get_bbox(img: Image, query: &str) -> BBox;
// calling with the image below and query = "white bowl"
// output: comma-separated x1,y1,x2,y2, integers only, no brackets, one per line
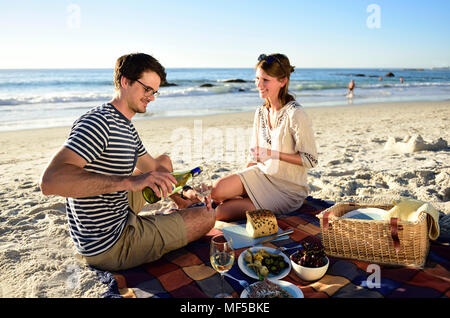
290,253,329,281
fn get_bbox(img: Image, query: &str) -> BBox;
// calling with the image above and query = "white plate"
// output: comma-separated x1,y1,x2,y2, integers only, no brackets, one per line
240,279,304,298
238,246,291,280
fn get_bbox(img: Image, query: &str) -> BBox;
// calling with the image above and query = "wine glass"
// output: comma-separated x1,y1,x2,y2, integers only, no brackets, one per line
195,168,212,197
210,234,234,298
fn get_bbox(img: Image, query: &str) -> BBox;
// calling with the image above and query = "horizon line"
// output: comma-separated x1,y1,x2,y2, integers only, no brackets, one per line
0,66,447,71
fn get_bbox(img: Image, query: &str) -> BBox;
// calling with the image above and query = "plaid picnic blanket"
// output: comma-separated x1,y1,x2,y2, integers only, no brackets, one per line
96,197,450,298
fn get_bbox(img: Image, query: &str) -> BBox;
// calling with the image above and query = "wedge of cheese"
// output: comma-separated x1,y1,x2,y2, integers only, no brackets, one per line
246,209,278,238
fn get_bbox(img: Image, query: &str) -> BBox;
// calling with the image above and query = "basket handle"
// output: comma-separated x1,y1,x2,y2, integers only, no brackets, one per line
322,210,332,230
322,202,360,231
390,217,402,252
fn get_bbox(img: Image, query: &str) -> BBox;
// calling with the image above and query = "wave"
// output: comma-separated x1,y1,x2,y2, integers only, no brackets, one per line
160,85,250,97
0,93,113,106
292,83,348,91
1,80,448,106
0,85,252,105
360,82,450,89
291,81,450,91
0,80,114,88
0,86,251,105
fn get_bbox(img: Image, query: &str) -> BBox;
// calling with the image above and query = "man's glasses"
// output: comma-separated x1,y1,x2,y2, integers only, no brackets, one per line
258,54,286,76
136,79,160,97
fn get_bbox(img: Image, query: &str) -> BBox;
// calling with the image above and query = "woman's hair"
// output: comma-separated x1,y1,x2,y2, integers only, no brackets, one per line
256,53,295,108
113,53,167,90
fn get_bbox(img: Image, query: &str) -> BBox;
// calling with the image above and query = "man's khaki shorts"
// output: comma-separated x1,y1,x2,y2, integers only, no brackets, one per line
81,191,187,271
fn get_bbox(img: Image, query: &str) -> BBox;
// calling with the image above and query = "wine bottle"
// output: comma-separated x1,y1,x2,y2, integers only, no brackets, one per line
141,166,202,204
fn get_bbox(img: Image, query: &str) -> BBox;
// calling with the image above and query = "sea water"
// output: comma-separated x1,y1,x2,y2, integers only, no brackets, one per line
0,68,449,131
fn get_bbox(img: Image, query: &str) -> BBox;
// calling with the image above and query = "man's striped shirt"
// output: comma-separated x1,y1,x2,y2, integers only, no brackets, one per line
63,103,146,256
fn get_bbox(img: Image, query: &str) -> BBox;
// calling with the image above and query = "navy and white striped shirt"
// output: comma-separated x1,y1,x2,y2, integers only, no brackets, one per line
63,103,147,256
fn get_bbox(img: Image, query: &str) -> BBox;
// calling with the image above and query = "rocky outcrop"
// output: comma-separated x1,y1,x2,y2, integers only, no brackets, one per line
160,80,177,87
223,79,246,83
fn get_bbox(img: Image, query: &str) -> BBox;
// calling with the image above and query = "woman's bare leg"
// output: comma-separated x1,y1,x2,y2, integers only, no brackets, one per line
211,174,246,202
215,197,256,221
211,174,256,221
154,154,173,172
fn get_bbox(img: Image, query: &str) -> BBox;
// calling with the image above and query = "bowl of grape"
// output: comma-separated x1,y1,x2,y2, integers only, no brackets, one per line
290,241,329,281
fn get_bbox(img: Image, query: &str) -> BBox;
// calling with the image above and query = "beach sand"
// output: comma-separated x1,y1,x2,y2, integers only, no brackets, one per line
0,100,449,298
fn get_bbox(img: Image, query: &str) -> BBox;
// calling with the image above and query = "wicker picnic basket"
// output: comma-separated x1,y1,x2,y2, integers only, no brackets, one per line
317,202,430,268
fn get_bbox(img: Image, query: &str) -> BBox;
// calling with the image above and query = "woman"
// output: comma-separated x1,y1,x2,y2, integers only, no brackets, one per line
211,53,318,221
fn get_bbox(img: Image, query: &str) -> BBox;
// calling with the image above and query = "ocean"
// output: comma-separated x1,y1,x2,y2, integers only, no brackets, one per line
0,67,449,132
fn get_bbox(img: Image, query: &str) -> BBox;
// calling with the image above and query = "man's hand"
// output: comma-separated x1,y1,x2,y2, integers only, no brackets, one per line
129,171,177,198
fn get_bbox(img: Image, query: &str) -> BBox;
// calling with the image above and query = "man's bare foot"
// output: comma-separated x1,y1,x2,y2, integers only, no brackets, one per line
168,186,201,209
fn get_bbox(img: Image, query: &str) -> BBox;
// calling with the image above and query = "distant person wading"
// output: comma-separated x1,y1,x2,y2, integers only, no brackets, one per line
347,80,355,98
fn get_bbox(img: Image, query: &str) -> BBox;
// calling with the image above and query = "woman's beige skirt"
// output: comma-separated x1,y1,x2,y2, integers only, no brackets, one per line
238,165,308,215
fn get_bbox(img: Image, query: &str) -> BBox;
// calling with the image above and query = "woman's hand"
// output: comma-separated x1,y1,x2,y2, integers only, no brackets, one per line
250,147,278,163
250,147,304,166
201,195,214,212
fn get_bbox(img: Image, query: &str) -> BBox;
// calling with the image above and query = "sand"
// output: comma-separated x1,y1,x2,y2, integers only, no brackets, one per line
0,100,449,298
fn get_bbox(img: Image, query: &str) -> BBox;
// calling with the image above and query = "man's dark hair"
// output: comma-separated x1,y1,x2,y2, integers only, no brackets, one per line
113,53,166,89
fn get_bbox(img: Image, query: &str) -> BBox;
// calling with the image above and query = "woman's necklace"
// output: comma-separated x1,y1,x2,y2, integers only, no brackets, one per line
268,107,278,129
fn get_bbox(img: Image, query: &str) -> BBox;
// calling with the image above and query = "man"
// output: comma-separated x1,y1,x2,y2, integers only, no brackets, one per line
40,53,216,271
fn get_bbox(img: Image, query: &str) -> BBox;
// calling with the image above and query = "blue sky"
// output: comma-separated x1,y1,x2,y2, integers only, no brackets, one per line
0,0,449,69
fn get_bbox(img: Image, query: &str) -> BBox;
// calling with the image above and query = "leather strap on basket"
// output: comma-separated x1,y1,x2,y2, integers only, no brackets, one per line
390,217,401,252
322,210,332,231
323,202,358,231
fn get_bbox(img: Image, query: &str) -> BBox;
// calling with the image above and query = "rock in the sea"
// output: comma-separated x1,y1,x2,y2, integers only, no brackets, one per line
385,72,395,77
223,79,246,83
161,80,177,87
200,83,215,87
